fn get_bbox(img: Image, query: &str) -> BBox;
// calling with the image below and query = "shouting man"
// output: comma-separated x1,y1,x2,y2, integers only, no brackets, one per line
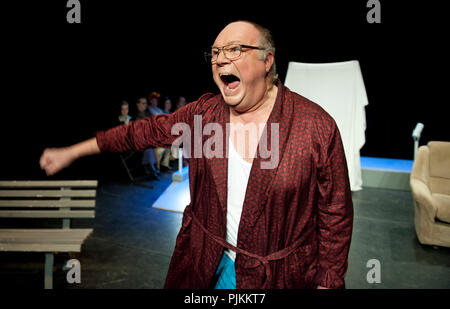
39,21,353,289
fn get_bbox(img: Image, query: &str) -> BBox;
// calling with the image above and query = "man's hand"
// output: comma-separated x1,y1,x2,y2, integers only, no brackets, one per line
39,147,76,176
39,137,101,176
317,285,329,289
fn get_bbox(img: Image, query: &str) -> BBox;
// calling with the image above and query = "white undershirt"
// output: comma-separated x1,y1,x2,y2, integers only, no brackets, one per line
225,136,252,261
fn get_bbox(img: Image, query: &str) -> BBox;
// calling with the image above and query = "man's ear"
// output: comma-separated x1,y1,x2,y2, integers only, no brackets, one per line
264,51,274,73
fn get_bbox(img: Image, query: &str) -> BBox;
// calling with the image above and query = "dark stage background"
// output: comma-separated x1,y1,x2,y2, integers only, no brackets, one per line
1,1,447,180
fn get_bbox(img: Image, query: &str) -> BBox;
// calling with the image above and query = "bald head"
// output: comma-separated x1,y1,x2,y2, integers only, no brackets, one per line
214,21,261,47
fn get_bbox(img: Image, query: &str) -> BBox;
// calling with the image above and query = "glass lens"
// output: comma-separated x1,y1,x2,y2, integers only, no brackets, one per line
223,44,241,60
206,44,242,63
210,48,220,62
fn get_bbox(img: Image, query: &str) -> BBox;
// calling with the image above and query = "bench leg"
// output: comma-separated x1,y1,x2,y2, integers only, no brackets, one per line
44,253,54,289
62,218,71,229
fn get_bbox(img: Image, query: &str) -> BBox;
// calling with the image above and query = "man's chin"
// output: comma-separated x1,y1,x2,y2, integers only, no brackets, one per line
222,97,243,108
221,90,244,107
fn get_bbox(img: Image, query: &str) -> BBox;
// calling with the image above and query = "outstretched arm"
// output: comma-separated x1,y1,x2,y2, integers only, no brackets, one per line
39,92,215,176
39,137,100,176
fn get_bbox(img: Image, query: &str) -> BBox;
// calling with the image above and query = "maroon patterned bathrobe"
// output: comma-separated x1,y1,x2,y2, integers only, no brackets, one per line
95,82,353,289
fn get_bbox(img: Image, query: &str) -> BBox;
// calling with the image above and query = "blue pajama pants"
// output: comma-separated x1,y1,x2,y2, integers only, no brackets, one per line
214,253,236,289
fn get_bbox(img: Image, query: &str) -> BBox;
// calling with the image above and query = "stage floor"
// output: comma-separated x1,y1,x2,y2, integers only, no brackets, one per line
0,171,449,289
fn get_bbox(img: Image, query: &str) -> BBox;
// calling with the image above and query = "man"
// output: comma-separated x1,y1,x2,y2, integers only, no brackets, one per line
135,97,152,121
147,92,165,116
39,21,353,289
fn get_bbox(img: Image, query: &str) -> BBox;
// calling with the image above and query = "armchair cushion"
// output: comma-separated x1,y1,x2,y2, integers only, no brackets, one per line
433,193,450,223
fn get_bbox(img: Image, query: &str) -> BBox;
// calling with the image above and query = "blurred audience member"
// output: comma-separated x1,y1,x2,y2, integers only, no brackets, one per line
162,97,178,167
163,97,173,114
134,97,159,180
135,97,151,120
175,96,187,111
118,101,132,125
147,92,172,172
148,92,164,115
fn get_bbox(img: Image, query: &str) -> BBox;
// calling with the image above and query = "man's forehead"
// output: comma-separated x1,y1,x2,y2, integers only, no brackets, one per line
213,22,260,47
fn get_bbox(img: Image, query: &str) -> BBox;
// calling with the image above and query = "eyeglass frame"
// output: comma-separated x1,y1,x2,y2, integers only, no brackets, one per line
204,44,266,63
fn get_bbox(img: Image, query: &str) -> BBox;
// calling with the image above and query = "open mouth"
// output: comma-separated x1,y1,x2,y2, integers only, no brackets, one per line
220,73,241,91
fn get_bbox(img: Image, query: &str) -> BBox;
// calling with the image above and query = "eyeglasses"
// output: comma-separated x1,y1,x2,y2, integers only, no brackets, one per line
204,44,266,63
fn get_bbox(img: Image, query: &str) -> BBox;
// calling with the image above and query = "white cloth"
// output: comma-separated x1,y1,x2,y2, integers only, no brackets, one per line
225,136,252,261
284,60,369,191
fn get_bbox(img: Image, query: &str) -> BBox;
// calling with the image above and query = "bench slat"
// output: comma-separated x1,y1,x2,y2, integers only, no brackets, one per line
0,229,93,252
0,228,93,236
0,200,95,208
0,231,92,242
0,243,83,252
0,228,93,237
0,190,97,198
0,238,87,244
0,210,95,218
0,180,98,188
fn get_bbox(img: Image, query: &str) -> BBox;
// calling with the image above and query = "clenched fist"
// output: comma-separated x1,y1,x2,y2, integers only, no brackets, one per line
39,147,76,176
39,138,101,176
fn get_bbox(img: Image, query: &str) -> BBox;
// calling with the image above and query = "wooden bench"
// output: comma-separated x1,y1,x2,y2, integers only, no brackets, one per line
0,180,97,289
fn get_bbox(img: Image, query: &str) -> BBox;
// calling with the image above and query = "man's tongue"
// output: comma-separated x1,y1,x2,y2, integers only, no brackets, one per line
227,80,240,90
221,74,240,92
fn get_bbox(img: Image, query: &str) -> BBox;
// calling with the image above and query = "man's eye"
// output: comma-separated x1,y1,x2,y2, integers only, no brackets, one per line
227,46,239,53
211,49,220,56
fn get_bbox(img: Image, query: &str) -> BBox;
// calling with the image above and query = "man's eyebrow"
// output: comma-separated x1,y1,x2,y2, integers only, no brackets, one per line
211,40,242,48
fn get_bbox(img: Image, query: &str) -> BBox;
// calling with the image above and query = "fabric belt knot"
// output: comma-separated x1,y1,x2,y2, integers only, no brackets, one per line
187,208,309,289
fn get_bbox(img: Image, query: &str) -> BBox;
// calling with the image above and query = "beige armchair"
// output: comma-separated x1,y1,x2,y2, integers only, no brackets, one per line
410,141,450,247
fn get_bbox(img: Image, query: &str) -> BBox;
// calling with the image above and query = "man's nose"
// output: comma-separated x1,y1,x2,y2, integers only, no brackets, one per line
216,49,231,66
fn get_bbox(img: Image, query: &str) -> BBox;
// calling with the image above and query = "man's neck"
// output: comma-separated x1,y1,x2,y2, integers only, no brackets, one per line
230,82,278,124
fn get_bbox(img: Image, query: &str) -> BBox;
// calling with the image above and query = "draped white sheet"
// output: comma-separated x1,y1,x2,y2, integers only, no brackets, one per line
284,61,368,191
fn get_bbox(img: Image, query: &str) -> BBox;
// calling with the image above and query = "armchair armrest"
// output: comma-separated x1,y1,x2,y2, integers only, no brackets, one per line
410,178,437,222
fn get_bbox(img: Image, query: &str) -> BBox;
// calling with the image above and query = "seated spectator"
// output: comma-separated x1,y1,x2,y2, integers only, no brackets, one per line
175,96,187,111
118,101,132,125
135,97,151,120
162,97,173,114
148,92,164,116
147,92,173,173
161,97,179,168
134,97,159,180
